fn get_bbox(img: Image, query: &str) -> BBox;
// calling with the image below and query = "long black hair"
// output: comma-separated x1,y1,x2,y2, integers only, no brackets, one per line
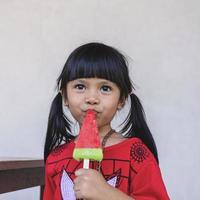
44,42,158,163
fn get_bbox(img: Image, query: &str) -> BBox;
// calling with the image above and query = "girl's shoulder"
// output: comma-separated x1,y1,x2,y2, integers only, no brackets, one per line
105,137,156,163
104,137,157,172
46,140,75,163
128,137,158,172
105,137,157,169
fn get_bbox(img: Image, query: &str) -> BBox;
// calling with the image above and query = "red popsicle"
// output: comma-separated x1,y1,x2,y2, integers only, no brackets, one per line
73,109,103,168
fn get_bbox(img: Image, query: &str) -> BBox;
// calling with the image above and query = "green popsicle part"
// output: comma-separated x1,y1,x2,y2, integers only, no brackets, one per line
73,148,103,161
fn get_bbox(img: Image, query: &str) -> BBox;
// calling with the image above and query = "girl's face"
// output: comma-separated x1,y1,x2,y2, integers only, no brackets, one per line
64,78,123,134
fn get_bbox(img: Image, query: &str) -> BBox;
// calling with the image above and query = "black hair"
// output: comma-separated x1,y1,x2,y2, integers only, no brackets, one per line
44,42,158,163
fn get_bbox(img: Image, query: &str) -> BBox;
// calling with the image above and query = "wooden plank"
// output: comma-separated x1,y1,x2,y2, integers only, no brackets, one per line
0,159,44,170
0,159,44,194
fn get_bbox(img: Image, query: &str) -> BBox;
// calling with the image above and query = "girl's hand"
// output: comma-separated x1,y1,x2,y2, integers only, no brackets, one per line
74,168,110,200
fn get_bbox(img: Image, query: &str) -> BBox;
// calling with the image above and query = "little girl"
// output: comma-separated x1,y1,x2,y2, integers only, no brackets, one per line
43,42,170,200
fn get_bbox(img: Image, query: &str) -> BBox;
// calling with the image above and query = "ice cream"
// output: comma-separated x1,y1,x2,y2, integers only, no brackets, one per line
73,109,103,168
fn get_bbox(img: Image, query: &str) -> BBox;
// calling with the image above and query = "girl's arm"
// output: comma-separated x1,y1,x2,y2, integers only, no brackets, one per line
130,160,170,200
43,166,55,200
74,168,134,200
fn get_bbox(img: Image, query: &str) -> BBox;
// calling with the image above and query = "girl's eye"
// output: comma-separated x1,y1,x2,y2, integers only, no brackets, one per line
74,84,86,91
101,85,112,93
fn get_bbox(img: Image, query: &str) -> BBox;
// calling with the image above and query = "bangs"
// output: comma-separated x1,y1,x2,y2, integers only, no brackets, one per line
59,43,132,98
67,55,121,84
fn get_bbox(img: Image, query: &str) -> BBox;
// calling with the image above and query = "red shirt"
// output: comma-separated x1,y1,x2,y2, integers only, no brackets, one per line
43,137,170,200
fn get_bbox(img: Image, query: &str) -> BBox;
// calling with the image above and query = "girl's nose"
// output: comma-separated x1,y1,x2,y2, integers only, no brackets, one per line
85,96,99,105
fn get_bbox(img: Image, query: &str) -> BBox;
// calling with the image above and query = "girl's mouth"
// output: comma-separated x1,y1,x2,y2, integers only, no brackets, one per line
82,107,102,113
81,109,101,119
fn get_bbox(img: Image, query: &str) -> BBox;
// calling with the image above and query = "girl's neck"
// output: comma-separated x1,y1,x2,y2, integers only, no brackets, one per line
98,125,112,136
99,128,126,148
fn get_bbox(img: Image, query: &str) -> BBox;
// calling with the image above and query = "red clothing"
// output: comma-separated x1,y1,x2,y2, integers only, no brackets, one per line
43,137,170,200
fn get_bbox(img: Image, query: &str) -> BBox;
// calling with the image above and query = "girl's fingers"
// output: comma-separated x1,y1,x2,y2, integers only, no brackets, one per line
74,189,82,199
75,168,89,176
73,180,82,199
73,181,87,199
74,168,106,199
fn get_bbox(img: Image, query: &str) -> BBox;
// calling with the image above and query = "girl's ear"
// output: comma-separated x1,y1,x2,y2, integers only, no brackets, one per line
64,99,69,107
117,98,125,110
63,95,69,107
60,90,69,106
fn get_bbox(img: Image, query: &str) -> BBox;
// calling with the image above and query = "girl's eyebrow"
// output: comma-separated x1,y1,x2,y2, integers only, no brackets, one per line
99,81,113,85
74,79,113,85
73,79,86,83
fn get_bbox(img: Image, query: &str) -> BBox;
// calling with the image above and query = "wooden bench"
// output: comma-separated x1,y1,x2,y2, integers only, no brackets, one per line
0,158,44,199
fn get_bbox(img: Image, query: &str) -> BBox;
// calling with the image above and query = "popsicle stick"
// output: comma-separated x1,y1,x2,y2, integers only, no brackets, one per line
83,159,89,169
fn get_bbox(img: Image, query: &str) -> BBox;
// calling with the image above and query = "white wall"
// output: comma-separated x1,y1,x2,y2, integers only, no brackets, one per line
0,0,200,199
